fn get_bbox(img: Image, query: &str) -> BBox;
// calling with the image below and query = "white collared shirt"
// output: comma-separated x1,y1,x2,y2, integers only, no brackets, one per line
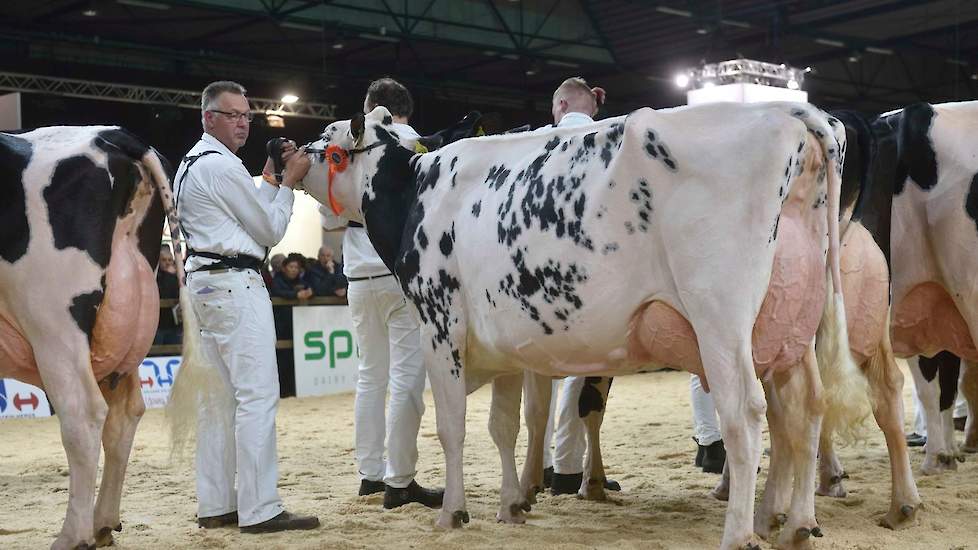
557,112,595,127
175,133,294,272
342,122,420,278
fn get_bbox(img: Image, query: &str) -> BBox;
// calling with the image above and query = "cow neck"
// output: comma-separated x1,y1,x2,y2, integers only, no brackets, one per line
361,129,418,275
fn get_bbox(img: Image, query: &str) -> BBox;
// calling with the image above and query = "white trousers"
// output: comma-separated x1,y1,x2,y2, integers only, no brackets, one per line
188,269,283,527
691,374,722,446
348,276,426,488
542,377,588,474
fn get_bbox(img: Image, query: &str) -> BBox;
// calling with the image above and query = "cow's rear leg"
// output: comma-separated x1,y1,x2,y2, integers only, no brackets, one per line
706,342,765,550
911,355,958,474
754,378,793,540
962,361,978,453
862,340,920,529
579,377,612,501
36,344,108,550
520,371,552,505
815,423,846,497
771,346,823,550
489,372,529,523
93,372,145,546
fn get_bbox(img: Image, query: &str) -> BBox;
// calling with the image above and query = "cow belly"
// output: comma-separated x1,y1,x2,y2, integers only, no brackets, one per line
90,228,160,381
839,224,889,365
751,215,826,377
891,282,978,361
0,313,43,386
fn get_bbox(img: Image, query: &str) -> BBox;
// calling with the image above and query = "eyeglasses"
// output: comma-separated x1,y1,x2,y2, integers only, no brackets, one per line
208,109,254,123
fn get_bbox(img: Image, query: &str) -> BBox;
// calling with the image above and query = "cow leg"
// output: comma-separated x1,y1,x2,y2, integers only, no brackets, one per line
706,343,765,550
773,345,822,550
427,325,470,529
93,372,145,547
754,378,792,541
862,340,921,529
579,377,612,501
962,361,978,453
35,342,109,550
488,372,529,523
520,372,552,504
911,355,957,474
937,360,964,463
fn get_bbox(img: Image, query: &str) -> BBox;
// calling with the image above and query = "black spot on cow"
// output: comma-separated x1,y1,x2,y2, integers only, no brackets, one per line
0,133,33,263
769,212,781,244
439,230,454,257
382,115,393,125
602,242,619,255
644,129,678,172
498,247,588,333
918,351,962,410
965,173,978,235
451,156,458,171
471,200,482,218
94,128,149,160
417,226,429,249
362,134,419,273
582,132,596,150
69,290,104,345
895,102,938,194
485,164,511,191
44,155,116,267
579,377,613,417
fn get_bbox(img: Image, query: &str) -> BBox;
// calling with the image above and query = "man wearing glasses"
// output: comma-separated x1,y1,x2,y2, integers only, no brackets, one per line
175,80,318,533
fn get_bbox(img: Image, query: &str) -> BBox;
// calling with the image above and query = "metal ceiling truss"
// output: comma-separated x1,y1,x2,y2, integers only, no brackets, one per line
0,71,338,120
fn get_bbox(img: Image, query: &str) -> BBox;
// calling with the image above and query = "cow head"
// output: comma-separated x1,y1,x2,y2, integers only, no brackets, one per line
302,106,430,225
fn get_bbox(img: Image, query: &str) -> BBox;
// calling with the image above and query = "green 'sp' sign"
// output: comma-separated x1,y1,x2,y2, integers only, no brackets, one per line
304,330,356,368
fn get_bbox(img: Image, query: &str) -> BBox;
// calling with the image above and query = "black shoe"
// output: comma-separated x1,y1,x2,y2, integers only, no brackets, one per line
954,416,967,432
383,480,444,509
550,472,584,496
240,511,320,534
694,440,705,468
543,466,554,489
906,433,927,447
604,479,621,491
359,478,385,496
701,440,726,474
197,511,238,528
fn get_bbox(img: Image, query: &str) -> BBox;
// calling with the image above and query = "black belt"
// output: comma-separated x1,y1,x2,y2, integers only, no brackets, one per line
189,249,263,274
347,221,364,228
347,272,394,282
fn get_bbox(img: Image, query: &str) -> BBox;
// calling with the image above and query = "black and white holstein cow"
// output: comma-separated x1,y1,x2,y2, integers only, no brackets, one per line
0,127,180,549
301,103,865,549
864,102,978,473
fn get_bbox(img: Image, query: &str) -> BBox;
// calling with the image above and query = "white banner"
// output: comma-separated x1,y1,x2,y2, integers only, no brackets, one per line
139,356,182,409
0,378,51,419
293,305,360,397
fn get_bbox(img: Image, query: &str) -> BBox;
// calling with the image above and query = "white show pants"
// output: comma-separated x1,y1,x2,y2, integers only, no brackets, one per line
348,275,426,489
188,269,283,527
691,374,722,446
542,377,588,474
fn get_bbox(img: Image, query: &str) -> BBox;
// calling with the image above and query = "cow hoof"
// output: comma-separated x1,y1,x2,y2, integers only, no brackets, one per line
577,487,608,502
811,526,823,538
496,504,526,525
520,500,531,512
880,504,919,530
794,527,812,541
954,453,966,463
452,510,470,527
742,543,761,550
94,526,117,547
71,544,96,550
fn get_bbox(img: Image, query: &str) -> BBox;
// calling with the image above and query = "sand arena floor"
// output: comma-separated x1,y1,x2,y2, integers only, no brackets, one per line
1,365,975,549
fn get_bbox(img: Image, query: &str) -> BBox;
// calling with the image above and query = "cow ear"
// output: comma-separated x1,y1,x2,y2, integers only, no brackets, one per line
351,113,365,146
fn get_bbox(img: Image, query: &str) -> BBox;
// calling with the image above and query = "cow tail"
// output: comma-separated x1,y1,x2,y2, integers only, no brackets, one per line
141,149,230,463
803,112,872,444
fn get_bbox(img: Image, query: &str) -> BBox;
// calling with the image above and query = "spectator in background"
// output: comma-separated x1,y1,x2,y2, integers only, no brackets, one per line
270,253,313,300
306,245,348,298
154,245,181,345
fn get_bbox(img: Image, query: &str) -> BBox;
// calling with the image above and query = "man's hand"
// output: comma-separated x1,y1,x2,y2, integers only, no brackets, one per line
282,147,312,189
262,140,298,185
335,288,347,298
297,288,314,300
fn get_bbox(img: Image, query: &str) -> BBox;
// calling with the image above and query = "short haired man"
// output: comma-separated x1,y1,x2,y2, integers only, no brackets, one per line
175,80,318,533
306,245,348,298
343,77,443,509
